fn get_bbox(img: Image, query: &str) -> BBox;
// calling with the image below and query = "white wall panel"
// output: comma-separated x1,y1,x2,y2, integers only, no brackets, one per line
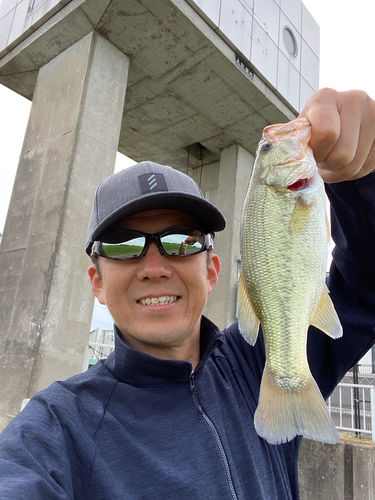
7,0,30,46
301,3,319,56
279,11,301,72
0,0,18,20
253,0,280,45
301,39,319,90
251,19,278,87
186,0,221,28
280,0,301,32
219,0,253,61
0,9,14,52
299,76,315,110
277,51,300,110
25,0,60,27
239,0,254,12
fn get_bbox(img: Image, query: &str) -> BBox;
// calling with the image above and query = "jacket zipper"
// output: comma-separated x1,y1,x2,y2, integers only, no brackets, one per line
189,374,238,500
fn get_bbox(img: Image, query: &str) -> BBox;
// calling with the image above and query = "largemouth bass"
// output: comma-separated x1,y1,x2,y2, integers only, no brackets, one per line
238,117,342,445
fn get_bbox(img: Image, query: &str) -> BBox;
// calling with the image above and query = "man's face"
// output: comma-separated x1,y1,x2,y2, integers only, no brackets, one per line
88,209,220,365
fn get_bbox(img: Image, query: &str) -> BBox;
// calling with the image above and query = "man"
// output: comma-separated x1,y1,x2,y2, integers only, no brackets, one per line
0,88,375,499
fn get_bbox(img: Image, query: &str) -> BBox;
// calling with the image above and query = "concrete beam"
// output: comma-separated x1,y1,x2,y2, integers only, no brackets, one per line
0,0,296,172
0,32,130,430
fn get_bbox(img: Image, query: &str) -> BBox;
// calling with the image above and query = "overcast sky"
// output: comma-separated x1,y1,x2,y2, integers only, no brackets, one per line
1,0,375,232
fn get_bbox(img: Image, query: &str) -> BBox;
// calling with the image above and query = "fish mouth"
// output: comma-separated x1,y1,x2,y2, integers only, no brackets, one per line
287,177,312,191
263,118,311,146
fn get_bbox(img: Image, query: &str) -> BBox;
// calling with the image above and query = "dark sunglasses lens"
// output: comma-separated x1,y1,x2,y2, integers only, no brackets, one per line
101,235,146,259
160,231,205,256
97,228,209,260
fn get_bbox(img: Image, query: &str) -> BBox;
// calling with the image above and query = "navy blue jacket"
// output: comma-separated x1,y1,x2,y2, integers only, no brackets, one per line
0,174,375,499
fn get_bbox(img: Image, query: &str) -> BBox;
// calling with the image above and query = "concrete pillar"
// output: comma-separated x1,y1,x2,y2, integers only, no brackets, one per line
194,145,254,330
299,438,375,500
299,439,346,499
0,32,130,430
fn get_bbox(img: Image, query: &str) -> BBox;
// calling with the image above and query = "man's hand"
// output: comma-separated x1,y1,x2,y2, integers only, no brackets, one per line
299,88,375,183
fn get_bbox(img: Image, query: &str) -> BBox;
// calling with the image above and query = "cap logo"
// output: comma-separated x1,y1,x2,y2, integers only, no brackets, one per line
139,173,168,194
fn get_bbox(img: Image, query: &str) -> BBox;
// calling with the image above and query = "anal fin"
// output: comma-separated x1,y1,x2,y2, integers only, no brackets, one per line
311,285,343,339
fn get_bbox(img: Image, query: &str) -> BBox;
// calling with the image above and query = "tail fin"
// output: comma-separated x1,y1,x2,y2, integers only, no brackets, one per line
254,363,339,445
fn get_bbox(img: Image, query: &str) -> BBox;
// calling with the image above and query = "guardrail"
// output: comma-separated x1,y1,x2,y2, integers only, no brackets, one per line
328,383,375,442
82,328,114,371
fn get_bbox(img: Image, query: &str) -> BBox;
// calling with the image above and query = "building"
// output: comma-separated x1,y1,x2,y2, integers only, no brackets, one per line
0,0,319,429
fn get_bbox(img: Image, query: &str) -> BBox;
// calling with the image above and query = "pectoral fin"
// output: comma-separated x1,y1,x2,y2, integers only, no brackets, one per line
238,271,260,345
289,199,312,232
311,285,343,339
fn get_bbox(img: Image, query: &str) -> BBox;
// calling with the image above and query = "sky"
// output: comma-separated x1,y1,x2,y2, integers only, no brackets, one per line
1,0,375,233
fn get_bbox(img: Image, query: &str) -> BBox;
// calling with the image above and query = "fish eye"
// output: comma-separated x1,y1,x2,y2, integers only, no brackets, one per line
261,142,272,152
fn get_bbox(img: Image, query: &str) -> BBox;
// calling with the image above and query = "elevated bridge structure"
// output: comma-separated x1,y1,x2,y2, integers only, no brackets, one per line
0,0,319,428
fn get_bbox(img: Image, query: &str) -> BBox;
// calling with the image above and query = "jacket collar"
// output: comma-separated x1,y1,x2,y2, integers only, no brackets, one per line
104,316,223,386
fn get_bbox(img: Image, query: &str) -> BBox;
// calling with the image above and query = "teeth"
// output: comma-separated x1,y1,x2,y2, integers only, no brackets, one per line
139,296,177,306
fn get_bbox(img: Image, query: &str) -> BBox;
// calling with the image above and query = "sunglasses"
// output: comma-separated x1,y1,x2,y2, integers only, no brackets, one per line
91,226,213,260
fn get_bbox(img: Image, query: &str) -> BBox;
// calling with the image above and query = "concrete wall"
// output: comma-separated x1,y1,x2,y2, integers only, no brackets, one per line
299,438,375,500
0,0,319,113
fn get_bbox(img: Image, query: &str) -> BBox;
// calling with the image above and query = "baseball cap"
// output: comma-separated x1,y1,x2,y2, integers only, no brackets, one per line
86,161,226,255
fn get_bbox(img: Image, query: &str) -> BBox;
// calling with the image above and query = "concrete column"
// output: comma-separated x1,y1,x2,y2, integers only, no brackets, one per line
299,438,375,500
0,32,130,430
193,145,254,330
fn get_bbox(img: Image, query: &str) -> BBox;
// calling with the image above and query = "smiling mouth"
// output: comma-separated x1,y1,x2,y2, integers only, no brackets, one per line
139,296,178,306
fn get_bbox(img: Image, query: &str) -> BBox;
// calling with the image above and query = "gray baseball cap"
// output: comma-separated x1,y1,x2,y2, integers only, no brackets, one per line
86,161,226,255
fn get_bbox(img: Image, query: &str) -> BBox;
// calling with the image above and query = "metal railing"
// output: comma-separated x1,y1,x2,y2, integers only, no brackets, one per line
328,382,375,442
356,364,375,375
82,328,115,371
342,364,375,384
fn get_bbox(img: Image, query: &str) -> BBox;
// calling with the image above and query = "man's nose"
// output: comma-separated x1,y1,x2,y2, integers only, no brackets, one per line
136,241,173,281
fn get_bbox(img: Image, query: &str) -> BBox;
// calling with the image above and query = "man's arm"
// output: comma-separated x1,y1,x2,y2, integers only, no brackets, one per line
300,89,375,396
298,88,375,397
0,393,74,498
307,172,375,398
0,381,98,499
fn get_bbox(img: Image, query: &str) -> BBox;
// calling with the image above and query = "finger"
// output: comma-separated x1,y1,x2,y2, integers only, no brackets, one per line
299,88,341,164
318,92,375,181
319,131,368,181
319,95,362,170
356,138,375,178
319,138,375,182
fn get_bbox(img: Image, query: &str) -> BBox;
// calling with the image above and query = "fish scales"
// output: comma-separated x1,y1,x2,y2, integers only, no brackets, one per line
243,181,325,379
238,117,343,444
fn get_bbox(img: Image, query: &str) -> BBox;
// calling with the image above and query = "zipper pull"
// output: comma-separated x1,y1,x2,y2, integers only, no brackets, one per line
189,375,204,417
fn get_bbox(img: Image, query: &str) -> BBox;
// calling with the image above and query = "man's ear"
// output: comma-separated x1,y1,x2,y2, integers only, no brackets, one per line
206,253,221,295
88,264,106,305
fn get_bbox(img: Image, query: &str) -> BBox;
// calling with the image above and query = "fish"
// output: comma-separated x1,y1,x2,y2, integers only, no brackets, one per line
238,117,343,445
